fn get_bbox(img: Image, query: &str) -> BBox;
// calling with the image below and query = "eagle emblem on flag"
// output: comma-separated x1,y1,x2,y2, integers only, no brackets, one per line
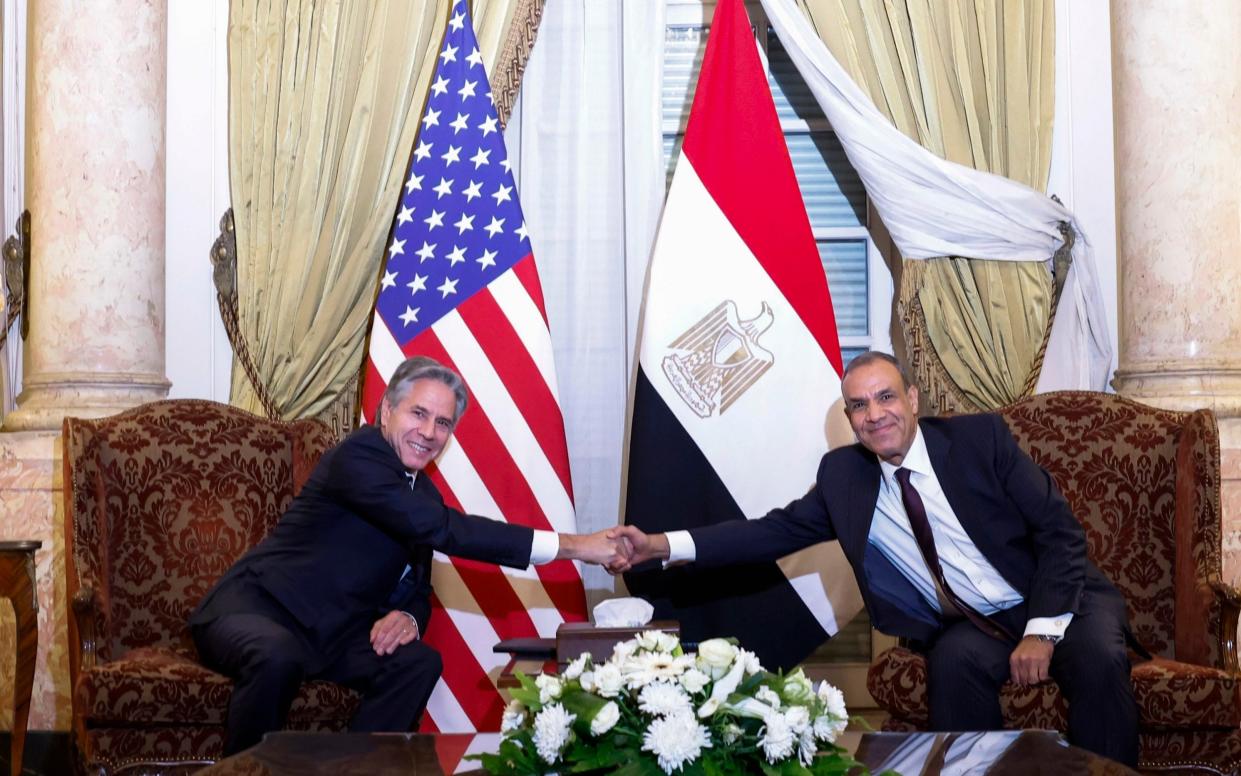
661,300,775,418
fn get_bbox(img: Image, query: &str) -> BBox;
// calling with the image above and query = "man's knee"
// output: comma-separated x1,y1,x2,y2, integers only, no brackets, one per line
233,628,307,683
389,641,443,680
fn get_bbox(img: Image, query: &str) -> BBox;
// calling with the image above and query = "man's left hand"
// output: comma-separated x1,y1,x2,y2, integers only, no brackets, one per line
371,610,419,656
1009,636,1054,686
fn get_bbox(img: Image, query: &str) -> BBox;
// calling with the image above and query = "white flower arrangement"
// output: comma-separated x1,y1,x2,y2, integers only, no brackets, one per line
473,631,869,776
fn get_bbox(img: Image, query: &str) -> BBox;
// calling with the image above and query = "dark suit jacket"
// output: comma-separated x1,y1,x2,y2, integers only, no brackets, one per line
690,414,1112,642
191,424,536,660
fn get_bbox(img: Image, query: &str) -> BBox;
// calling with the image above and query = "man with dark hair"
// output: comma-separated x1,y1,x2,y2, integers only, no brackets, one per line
612,351,1139,765
192,356,621,755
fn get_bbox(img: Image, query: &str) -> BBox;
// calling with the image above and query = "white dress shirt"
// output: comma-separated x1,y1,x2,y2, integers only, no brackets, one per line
665,427,1071,639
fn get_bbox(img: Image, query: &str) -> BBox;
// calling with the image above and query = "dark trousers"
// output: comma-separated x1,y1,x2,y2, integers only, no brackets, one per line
192,580,442,756
923,585,1138,767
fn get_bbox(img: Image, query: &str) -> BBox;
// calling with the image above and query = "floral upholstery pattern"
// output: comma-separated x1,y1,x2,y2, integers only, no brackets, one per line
63,400,358,775
866,392,1241,775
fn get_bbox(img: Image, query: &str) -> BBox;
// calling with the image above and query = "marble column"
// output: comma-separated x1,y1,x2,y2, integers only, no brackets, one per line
2,0,170,431
1109,1,1241,580
0,0,169,731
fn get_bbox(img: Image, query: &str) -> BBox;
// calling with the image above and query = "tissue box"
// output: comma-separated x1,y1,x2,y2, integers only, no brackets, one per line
556,620,680,664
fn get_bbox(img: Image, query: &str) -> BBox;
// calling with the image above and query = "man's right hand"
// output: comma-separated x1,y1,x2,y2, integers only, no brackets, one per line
605,525,669,573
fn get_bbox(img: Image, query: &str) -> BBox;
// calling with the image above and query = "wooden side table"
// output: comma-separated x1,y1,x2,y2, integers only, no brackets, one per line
0,540,40,776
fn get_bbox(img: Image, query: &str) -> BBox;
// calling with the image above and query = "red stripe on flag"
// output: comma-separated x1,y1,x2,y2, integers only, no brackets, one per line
681,0,842,375
418,714,440,734
511,254,549,325
411,330,587,622
422,591,506,731
433,733,475,774
431,472,582,632
456,286,574,498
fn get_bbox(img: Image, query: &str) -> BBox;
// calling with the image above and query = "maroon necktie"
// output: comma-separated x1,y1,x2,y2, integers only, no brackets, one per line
894,468,1016,642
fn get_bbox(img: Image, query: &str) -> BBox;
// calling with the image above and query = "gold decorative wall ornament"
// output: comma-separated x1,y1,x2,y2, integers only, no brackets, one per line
209,209,281,419
1,210,31,349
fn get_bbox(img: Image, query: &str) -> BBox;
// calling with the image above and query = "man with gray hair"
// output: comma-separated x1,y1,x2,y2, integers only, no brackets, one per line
191,355,622,755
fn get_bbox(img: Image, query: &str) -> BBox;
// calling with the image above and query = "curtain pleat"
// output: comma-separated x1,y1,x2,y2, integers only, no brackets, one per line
799,0,1055,410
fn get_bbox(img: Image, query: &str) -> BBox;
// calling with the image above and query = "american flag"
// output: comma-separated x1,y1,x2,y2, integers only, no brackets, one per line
361,1,586,732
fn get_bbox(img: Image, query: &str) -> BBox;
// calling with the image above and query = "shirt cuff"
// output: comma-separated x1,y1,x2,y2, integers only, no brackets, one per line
399,610,420,639
529,530,559,565
1023,613,1073,641
664,530,697,566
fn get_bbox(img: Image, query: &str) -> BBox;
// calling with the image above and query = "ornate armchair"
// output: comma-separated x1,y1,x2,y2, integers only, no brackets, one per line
63,400,361,775
867,391,1241,774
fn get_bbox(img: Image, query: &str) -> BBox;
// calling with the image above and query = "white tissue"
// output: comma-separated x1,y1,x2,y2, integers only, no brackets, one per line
593,597,654,628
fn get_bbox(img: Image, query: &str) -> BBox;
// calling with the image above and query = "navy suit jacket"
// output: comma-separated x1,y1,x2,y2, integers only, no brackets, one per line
690,414,1108,642
191,425,535,659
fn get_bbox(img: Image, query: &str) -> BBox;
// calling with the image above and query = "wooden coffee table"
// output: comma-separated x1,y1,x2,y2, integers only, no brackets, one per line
197,729,1139,775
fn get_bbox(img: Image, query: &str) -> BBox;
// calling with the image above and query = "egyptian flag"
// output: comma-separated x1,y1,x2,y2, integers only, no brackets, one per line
623,0,863,670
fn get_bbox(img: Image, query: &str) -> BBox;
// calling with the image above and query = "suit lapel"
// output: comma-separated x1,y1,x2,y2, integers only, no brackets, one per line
846,450,882,557
923,420,993,558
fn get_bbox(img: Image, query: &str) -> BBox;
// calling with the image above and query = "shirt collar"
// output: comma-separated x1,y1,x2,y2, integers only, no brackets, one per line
878,423,931,484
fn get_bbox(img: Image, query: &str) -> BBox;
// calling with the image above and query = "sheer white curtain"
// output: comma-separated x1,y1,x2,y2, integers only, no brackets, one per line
509,0,665,604
0,0,25,414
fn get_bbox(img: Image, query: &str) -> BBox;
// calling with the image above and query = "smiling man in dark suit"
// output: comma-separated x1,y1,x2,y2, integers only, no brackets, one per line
191,356,621,755
613,351,1139,766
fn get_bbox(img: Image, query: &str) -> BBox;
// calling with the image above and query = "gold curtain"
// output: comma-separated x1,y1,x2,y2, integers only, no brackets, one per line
797,0,1055,411
227,0,541,425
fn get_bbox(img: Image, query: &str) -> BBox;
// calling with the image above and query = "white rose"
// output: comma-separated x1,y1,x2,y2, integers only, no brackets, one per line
782,669,814,705
696,638,737,679
591,701,620,735
679,667,710,695
594,662,624,698
579,670,596,693
501,699,526,734
563,654,589,681
536,673,563,704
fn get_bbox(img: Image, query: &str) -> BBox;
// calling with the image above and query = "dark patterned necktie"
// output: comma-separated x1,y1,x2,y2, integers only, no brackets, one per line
894,468,1015,642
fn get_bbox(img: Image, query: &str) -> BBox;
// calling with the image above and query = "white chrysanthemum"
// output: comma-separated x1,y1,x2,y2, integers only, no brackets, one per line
639,681,693,717
591,701,620,735
738,649,763,676
579,670,596,693
594,663,624,698
721,722,743,745
799,728,818,766
817,681,848,720
760,712,796,763
536,673,563,704
500,699,526,735
784,706,810,734
563,654,589,681
642,712,712,774
678,667,710,695
612,638,639,663
533,703,576,764
813,714,848,744
755,686,781,709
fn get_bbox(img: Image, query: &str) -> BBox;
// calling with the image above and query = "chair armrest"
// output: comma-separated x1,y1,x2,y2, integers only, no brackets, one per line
1209,580,1241,673
71,587,100,673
